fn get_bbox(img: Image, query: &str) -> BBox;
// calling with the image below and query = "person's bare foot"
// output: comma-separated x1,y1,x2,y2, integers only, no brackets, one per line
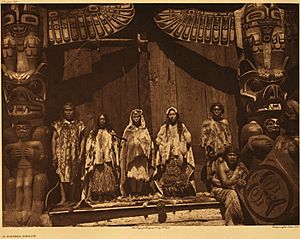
73,199,92,209
57,199,67,206
22,210,31,224
16,211,23,224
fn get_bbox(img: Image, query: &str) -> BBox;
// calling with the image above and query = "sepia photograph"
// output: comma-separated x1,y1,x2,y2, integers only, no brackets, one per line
1,0,299,238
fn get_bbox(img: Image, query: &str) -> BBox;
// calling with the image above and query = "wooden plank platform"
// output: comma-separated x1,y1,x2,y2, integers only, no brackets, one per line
77,208,224,227
49,193,221,226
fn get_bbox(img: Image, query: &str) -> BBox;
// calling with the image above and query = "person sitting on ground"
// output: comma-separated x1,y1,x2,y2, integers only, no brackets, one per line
211,147,248,225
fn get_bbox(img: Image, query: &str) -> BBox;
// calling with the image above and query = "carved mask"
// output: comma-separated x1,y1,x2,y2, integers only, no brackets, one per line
264,117,280,139
2,4,43,74
15,122,31,139
238,4,289,118
243,4,286,72
238,58,287,116
3,63,47,120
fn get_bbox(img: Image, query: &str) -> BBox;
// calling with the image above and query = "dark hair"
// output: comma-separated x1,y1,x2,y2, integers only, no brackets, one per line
224,146,239,157
91,113,113,138
60,102,78,120
210,102,224,114
164,111,184,140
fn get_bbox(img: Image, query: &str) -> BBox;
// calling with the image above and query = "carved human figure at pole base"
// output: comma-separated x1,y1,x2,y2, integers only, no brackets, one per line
156,5,296,217
52,102,86,206
1,4,50,226
240,120,274,171
274,99,299,164
4,121,48,226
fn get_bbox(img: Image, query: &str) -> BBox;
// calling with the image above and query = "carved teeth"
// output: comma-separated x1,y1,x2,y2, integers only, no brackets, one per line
257,103,282,112
9,105,30,115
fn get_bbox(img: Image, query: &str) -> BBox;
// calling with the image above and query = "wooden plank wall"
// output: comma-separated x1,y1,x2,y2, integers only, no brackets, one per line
63,42,239,192
149,42,239,191
63,46,150,138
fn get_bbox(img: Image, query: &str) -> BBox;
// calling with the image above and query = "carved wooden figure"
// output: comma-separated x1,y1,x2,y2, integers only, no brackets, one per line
154,3,298,224
2,3,135,226
4,121,48,226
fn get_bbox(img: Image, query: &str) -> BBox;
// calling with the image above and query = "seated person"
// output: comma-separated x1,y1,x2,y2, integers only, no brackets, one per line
211,147,248,225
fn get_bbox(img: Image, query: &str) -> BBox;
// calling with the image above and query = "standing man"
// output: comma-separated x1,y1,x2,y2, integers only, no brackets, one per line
200,102,232,192
52,102,86,205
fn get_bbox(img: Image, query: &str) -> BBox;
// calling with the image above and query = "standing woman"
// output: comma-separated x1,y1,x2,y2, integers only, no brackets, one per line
120,109,153,197
154,107,196,197
82,114,120,202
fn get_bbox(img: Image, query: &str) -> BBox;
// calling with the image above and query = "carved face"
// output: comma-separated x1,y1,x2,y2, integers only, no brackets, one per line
239,4,289,118
2,5,46,121
15,122,31,139
2,4,40,38
238,58,287,117
3,66,46,120
243,4,286,71
2,4,42,74
264,118,280,139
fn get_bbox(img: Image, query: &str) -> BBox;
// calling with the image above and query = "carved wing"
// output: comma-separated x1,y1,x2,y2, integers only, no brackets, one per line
154,8,235,46
48,4,135,45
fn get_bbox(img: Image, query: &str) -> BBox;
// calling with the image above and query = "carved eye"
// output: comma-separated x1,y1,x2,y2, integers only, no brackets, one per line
245,10,265,23
88,5,100,12
3,14,15,26
248,185,264,204
270,9,281,20
28,80,42,94
247,78,264,92
21,14,39,26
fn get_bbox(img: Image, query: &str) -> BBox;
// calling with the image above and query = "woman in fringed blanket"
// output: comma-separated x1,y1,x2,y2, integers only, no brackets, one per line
154,107,196,197
119,109,153,197
200,102,232,192
211,147,248,225
81,114,120,203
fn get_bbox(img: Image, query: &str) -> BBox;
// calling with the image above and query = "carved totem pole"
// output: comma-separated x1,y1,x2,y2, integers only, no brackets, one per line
1,3,135,226
155,3,299,224
2,4,49,226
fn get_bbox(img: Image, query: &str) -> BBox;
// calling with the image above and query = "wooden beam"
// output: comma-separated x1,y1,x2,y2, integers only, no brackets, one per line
49,200,220,226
